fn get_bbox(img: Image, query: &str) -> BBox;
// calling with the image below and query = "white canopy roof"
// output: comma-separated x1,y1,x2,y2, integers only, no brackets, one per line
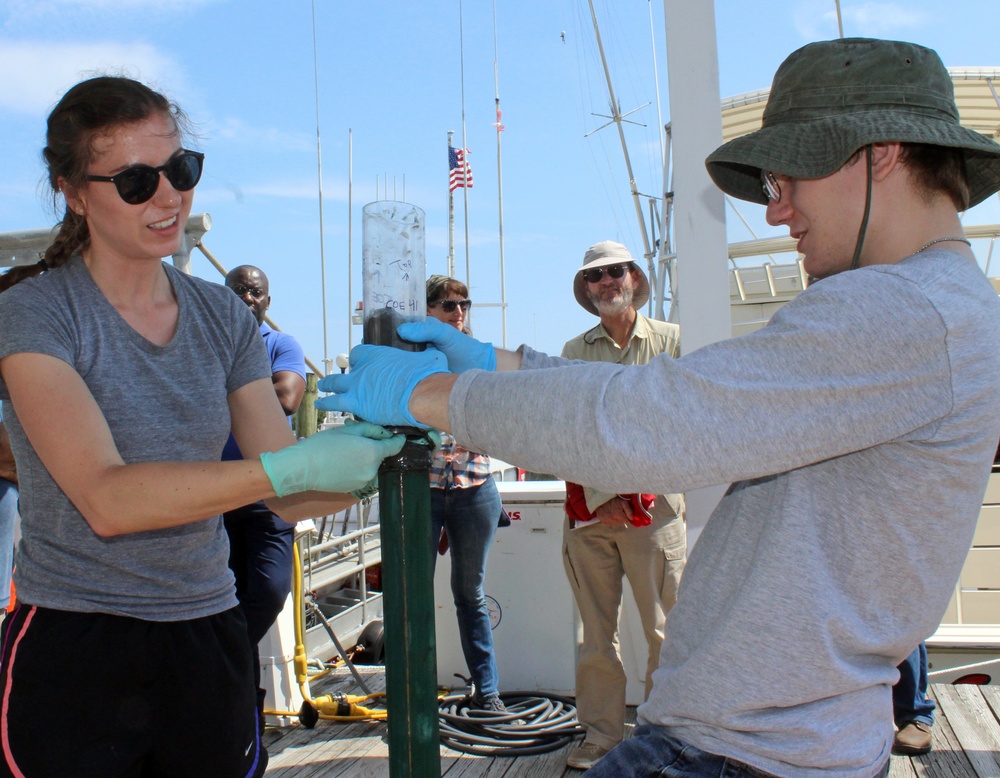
720,68,1000,144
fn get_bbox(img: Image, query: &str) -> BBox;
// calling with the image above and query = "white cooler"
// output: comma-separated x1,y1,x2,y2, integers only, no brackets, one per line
433,480,649,703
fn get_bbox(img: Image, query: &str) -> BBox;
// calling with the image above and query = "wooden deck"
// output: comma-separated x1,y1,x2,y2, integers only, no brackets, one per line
263,669,1000,777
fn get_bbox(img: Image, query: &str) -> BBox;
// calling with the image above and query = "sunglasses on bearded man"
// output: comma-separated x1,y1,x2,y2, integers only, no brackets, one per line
581,263,632,284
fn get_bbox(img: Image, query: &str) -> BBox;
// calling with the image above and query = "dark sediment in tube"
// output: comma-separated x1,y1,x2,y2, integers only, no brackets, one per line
363,308,425,352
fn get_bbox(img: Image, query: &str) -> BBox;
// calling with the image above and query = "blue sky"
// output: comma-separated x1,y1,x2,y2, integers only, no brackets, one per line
2,0,1000,371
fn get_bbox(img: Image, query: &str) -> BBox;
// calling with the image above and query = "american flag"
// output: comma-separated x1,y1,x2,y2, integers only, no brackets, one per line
449,146,473,192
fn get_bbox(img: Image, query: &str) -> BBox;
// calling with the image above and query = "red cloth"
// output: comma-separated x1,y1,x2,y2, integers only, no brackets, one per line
565,481,654,528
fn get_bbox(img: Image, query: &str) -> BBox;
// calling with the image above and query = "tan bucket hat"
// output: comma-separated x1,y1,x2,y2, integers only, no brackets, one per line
573,240,650,316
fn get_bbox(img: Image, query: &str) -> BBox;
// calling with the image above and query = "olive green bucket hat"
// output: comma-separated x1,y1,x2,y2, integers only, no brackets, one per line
706,38,1000,207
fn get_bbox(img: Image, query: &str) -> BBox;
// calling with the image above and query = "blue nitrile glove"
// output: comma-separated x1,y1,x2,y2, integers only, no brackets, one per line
397,318,496,373
316,344,449,427
260,421,405,498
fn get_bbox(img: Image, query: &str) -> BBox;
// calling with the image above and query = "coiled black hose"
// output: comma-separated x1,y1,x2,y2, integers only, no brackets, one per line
438,691,585,756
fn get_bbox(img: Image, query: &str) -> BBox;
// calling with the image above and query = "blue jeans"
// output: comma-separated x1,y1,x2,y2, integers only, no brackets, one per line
893,642,935,727
430,478,502,698
587,726,890,778
0,478,17,609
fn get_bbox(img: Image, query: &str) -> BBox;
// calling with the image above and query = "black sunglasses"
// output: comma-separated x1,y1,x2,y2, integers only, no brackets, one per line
85,150,205,205
429,299,471,313
229,284,267,300
581,263,631,284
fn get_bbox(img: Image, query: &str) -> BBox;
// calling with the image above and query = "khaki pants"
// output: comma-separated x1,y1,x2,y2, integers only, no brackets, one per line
562,512,686,749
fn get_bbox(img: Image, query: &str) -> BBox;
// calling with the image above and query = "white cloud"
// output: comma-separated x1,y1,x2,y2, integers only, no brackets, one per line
837,3,929,37
2,0,217,23
0,40,183,116
793,1,929,40
210,117,314,154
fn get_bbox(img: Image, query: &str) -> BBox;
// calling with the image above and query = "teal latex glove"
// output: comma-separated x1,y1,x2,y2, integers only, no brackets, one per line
260,421,405,498
316,344,448,427
397,319,497,373
425,429,443,450
347,427,443,500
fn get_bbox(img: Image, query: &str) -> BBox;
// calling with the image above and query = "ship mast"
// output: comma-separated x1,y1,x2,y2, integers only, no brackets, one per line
585,0,660,316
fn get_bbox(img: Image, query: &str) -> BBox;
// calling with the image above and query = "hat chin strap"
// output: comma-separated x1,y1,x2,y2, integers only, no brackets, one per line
850,145,873,271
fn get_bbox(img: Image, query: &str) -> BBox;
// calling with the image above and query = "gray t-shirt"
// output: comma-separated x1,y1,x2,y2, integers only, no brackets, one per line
0,256,270,620
448,251,1000,777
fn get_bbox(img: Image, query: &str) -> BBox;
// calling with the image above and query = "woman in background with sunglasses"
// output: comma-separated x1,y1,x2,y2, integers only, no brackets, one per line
425,275,511,714
0,76,404,778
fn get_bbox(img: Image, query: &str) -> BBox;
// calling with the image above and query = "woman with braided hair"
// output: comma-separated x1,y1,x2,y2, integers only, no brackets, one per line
0,75,404,777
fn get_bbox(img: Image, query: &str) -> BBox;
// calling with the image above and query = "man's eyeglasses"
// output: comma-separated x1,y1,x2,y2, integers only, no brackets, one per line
230,284,267,300
581,263,631,284
429,299,471,313
86,151,205,205
760,170,781,203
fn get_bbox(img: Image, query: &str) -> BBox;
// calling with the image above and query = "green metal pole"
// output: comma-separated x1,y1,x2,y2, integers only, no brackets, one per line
378,433,440,777
294,372,319,439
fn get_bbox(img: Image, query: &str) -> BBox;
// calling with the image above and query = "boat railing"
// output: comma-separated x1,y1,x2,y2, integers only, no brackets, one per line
301,505,381,595
719,224,1000,337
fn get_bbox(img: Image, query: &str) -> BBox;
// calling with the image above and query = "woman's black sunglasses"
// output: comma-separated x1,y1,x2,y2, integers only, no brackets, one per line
429,299,472,313
581,263,632,284
86,151,205,205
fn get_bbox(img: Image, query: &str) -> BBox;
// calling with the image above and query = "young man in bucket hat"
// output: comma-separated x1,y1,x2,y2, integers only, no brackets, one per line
319,38,1000,776
561,241,686,771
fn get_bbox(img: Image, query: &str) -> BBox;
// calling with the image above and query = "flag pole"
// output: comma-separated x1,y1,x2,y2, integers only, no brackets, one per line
447,130,456,279
492,0,507,348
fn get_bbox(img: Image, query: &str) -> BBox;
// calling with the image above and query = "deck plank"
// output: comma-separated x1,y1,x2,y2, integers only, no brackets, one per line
897,685,978,778
888,757,917,777
979,685,1000,721
263,674,999,776
933,684,1000,776
264,667,391,777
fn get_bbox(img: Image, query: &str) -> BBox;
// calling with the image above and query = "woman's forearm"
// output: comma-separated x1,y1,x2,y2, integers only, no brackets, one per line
79,459,276,537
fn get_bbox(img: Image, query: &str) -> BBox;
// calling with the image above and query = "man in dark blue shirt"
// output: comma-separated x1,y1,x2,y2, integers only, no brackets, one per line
222,265,306,728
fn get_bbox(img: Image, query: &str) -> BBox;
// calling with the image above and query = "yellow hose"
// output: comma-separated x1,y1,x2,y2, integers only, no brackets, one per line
267,539,448,725
264,539,390,723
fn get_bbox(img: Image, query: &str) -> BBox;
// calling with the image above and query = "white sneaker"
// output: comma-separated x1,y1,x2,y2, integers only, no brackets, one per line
567,741,610,770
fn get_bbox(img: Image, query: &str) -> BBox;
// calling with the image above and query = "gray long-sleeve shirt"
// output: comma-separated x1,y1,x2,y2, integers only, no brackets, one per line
448,250,1000,777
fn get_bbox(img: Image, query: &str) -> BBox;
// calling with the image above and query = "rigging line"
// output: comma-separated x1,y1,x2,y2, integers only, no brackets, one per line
348,128,353,351
571,2,596,136
572,1,628,243
311,0,330,376
572,0,633,245
570,1,601,229
586,0,653,265
602,0,658,222
492,0,507,348
604,0,663,221
458,0,472,294
585,96,635,246
584,135,631,245
647,0,666,175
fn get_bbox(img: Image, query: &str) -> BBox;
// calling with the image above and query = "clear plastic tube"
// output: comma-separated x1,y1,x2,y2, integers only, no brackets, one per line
361,201,426,351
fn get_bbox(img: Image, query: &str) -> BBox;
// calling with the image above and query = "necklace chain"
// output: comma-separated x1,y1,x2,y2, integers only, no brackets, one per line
914,236,972,254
